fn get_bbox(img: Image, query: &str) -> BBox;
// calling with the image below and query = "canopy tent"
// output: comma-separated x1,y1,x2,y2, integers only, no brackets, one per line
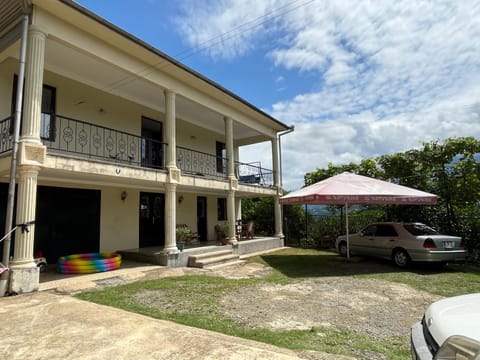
280,172,438,258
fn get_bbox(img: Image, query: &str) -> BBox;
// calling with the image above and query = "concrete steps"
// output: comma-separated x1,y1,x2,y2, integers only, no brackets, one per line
188,249,242,269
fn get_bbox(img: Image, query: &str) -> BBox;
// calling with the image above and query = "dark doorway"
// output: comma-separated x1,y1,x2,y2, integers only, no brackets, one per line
139,192,165,247
0,183,11,261
197,196,207,241
141,116,164,169
35,186,100,263
0,184,100,264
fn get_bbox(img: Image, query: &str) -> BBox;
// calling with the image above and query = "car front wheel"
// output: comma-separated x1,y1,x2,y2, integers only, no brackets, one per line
338,241,349,257
393,249,410,268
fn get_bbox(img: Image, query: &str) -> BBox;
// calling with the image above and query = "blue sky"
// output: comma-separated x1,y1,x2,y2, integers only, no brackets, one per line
76,0,480,190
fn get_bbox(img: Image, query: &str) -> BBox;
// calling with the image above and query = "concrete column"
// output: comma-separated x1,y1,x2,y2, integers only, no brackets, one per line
163,183,179,254
8,26,47,294
235,198,242,221
164,89,177,169
224,116,237,244
22,26,46,144
272,136,284,238
227,190,237,244
224,116,235,179
9,167,40,293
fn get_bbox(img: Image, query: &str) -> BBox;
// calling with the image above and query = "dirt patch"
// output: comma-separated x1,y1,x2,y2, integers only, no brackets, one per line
210,262,441,339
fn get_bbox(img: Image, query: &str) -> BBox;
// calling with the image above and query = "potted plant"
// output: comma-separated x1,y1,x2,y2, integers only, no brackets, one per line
215,223,229,245
176,226,191,251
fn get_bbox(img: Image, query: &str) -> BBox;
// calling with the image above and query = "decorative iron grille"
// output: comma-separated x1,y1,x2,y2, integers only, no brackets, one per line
0,116,13,154
176,146,226,178
236,161,274,186
43,114,167,168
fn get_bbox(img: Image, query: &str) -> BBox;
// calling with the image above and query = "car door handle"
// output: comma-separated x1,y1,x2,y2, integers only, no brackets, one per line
389,239,395,242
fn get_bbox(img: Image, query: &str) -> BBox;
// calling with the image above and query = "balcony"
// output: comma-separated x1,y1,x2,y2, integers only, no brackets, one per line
0,115,274,186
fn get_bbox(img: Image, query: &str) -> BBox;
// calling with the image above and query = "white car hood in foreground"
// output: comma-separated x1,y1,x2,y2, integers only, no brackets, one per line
426,293,480,346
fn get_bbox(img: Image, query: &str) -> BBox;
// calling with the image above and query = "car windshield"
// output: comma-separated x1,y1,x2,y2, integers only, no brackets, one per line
403,223,440,236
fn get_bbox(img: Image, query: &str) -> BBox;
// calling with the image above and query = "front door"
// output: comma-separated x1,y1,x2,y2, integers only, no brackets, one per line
139,192,165,247
197,196,207,242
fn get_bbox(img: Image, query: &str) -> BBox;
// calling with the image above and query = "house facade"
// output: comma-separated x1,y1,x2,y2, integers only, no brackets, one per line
0,0,292,294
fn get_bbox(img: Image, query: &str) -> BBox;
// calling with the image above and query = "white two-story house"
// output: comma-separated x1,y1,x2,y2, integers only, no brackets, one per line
0,0,292,294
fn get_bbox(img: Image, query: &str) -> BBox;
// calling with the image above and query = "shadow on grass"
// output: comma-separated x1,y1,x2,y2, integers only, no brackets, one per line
257,249,478,279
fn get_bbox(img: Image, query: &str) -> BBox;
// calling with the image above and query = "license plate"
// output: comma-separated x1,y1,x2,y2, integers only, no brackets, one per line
443,241,454,248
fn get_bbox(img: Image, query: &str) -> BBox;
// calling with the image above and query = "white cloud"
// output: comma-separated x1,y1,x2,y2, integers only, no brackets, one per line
174,0,281,60
175,0,480,189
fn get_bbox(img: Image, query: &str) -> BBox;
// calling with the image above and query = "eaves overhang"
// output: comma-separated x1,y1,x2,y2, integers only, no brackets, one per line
0,0,31,46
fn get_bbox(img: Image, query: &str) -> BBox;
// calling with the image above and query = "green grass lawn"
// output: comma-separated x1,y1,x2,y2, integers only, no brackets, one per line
76,248,480,359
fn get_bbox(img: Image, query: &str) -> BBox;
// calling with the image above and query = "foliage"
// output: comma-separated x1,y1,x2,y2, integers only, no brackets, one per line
242,197,308,241
175,226,191,242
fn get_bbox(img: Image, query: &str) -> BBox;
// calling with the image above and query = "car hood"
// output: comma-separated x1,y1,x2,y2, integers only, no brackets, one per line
425,293,480,345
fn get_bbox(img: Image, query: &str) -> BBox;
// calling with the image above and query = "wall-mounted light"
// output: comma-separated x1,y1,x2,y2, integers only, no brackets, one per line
178,195,184,204
121,191,127,201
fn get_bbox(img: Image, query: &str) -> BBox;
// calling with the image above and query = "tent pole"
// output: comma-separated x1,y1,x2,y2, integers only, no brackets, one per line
345,204,350,260
304,204,308,242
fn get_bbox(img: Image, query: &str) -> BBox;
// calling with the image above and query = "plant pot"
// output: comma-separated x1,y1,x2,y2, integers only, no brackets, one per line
177,241,185,252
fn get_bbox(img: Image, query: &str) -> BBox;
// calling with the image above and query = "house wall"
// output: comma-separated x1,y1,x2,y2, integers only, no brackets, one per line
175,192,227,240
177,118,225,155
100,187,139,252
0,58,16,119
176,192,197,231
207,195,220,240
45,71,144,136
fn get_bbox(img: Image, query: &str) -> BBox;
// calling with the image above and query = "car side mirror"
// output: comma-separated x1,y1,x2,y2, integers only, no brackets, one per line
434,335,480,360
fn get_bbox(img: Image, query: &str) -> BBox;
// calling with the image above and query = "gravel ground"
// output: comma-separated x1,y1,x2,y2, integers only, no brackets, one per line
210,262,441,339
132,260,442,359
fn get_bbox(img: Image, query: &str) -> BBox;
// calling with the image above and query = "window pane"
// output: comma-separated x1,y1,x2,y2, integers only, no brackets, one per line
40,113,51,139
216,141,226,173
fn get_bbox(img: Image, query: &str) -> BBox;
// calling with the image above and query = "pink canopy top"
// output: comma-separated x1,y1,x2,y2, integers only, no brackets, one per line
280,172,437,205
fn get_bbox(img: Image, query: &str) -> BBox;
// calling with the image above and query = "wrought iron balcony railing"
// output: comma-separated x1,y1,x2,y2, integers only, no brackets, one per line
177,146,227,179
1,114,274,186
236,161,274,187
0,116,13,154
43,114,156,167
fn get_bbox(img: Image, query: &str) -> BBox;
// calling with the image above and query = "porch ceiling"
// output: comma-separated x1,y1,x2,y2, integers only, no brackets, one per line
4,35,269,145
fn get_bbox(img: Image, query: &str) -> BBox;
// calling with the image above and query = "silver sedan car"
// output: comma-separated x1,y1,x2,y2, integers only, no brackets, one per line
336,222,466,267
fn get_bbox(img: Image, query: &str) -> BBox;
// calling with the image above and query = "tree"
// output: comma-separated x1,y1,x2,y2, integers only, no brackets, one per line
242,196,309,244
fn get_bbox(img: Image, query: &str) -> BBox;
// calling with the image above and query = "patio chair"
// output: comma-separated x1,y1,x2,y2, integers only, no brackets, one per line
241,220,255,240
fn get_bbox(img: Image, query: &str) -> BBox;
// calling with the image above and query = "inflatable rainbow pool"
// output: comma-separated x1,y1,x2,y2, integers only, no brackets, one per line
57,252,122,274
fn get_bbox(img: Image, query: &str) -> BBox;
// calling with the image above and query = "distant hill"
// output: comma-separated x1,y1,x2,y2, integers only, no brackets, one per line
305,205,339,216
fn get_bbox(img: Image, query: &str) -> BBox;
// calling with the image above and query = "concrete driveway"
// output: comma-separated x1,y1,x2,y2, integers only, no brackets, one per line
0,262,352,360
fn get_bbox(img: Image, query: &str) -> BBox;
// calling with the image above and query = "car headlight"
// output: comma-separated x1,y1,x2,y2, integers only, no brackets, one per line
435,335,480,360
